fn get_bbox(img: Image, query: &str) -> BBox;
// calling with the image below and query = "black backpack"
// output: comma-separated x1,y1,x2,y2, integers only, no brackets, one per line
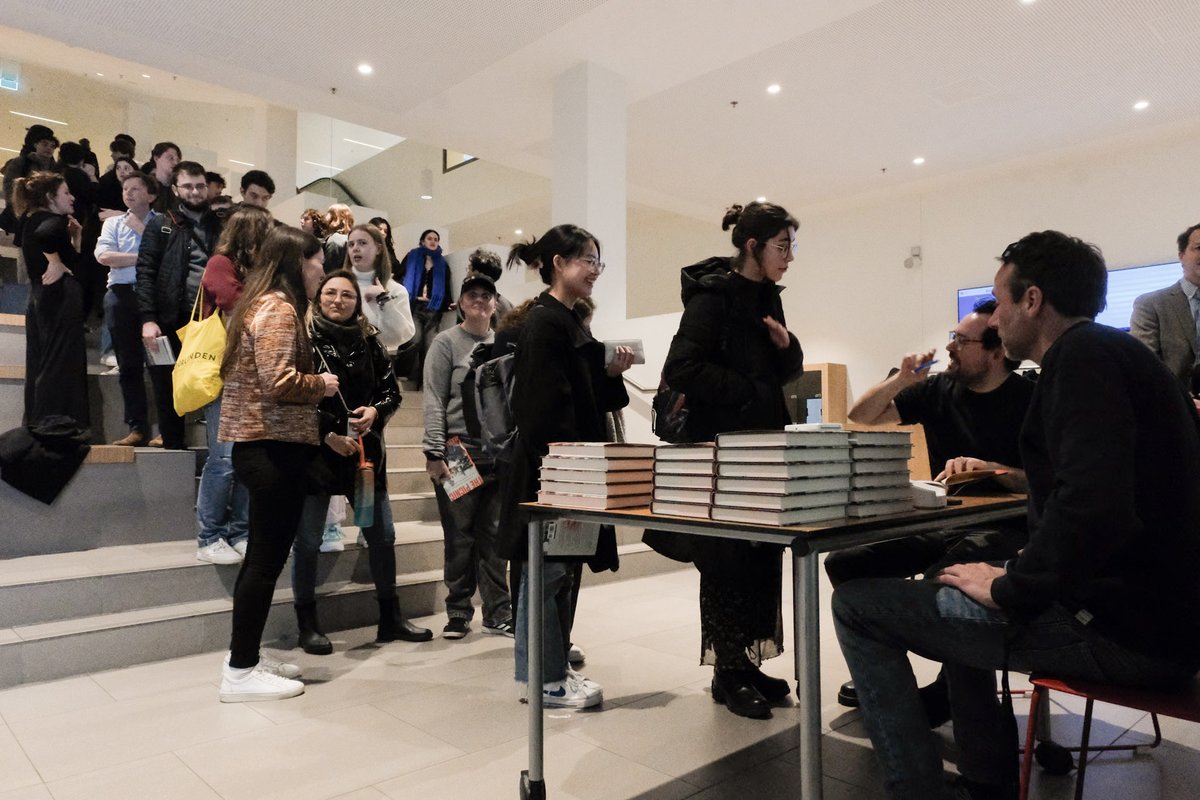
462,342,518,462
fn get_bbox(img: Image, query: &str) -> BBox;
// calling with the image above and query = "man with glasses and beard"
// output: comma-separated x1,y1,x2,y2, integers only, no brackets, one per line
135,161,223,448
825,300,1033,723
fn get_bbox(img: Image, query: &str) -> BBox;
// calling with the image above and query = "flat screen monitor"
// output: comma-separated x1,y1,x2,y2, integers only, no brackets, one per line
957,261,1182,331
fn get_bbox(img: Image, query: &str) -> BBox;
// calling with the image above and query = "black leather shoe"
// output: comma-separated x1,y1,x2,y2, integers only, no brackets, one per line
295,603,333,655
377,598,434,643
919,673,952,728
837,680,860,707
711,671,771,719
748,666,791,702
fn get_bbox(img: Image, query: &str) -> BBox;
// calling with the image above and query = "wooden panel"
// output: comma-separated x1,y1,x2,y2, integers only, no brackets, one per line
83,446,136,465
0,313,23,328
0,365,24,379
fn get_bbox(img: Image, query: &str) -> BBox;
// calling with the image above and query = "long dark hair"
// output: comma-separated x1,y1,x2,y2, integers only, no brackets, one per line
722,201,798,271
507,224,599,286
221,227,321,377
369,216,399,269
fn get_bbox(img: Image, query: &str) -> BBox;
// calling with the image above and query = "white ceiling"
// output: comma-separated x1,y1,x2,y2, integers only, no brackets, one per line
4,0,1200,219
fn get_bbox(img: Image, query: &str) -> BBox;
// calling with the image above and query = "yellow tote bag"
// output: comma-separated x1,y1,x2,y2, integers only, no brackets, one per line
173,284,225,415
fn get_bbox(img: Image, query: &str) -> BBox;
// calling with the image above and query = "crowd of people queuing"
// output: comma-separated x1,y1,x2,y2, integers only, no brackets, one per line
4,122,1200,799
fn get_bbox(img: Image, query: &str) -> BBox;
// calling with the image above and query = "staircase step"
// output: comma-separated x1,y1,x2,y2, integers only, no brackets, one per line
386,443,427,469
390,491,438,521
386,404,423,428
386,466,430,494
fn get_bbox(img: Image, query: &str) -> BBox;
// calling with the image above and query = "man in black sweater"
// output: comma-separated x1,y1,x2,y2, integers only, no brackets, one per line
833,230,1200,800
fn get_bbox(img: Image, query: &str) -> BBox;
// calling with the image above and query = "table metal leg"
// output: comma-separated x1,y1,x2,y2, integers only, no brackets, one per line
522,520,546,799
795,549,823,800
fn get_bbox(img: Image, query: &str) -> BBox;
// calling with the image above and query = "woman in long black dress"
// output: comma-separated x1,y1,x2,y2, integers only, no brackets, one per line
663,201,804,719
12,171,89,429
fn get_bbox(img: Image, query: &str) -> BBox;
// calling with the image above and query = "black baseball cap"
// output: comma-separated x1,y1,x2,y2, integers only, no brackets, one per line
460,271,496,296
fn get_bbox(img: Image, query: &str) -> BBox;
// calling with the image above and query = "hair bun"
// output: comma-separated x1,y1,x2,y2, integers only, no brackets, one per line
721,204,744,231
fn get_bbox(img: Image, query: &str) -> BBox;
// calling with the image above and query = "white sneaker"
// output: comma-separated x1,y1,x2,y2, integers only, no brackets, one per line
568,643,586,665
567,666,601,692
319,524,344,553
230,539,248,557
197,540,243,565
517,673,603,708
101,353,118,368
219,662,304,702
256,652,302,679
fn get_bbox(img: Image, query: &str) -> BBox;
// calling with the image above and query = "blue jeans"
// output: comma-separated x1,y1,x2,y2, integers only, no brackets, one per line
196,396,249,547
514,561,573,684
434,472,511,625
832,578,1197,800
292,481,397,606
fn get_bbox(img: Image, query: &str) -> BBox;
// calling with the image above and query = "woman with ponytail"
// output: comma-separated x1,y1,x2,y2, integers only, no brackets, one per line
496,224,634,709
12,170,89,428
398,229,452,388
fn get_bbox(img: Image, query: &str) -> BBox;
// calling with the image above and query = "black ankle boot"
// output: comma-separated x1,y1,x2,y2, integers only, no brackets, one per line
747,665,791,702
295,603,333,655
377,597,433,643
711,669,771,719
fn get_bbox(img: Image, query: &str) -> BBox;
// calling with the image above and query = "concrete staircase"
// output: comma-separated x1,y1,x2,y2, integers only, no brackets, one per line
0,323,683,689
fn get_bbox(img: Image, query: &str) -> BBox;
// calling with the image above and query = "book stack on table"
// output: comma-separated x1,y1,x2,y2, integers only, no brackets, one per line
847,431,914,517
705,429,853,526
650,443,717,519
537,442,656,509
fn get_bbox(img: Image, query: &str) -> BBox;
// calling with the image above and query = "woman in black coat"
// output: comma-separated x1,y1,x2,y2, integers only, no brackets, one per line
662,201,805,719
290,270,432,654
497,224,633,709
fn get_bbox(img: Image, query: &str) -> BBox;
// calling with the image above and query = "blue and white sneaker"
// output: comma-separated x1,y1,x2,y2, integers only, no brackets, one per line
319,524,344,553
517,673,603,708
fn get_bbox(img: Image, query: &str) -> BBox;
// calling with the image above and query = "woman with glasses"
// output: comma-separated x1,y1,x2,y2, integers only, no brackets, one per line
496,224,634,709
290,270,432,655
662,201,805,720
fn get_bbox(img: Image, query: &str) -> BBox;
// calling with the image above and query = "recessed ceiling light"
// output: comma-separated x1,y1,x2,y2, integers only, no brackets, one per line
912,157,926,165
419,194,433,200
343,137,384,150
95,72,104,77
9,110,68,125
357,63,374,76
228,159,255,167
756,197,767,203
515,229,523,235
141,73,151,79
1133,99,1150,111
1020,0,1036,5
766,84,781,95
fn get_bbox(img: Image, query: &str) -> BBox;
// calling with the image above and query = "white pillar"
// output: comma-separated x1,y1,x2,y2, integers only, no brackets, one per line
252,105,298,203
552,62,627,326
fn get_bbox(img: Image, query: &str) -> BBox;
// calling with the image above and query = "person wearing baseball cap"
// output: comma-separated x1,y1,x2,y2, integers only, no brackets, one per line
422,269,513,641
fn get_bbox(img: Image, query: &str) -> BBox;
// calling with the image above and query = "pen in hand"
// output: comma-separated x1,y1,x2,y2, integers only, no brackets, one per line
913,358,939,373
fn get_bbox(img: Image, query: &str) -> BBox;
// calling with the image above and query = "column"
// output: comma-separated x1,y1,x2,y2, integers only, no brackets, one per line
252,105,298,202
552,62,627,326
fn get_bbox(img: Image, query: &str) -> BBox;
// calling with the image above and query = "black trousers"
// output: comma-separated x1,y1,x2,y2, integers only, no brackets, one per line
228,440,316,668
146,329,185,447
24,276,89,429
105,285,149,435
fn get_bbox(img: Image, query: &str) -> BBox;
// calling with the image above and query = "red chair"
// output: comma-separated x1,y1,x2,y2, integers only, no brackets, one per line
1019,674,1200,799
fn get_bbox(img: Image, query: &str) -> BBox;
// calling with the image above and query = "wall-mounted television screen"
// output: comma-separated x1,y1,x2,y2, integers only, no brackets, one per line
957,260,1182,331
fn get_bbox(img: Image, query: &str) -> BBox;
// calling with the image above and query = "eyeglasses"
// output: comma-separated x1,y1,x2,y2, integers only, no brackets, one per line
576,256,606,274
948,331,986,346
320,288,357,301
175,182,207,193
767,240,798,256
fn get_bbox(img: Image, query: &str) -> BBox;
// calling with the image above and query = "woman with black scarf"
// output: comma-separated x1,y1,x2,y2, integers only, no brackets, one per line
290,270,432,654
397,228,452,389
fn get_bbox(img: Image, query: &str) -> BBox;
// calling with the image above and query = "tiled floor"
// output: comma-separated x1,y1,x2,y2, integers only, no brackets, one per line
0,564,1195,799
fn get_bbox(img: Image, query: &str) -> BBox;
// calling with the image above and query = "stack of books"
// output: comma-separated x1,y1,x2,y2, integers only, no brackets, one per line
847,431,914,517
537,442,655,509
708,429,852,525
650,443,717,518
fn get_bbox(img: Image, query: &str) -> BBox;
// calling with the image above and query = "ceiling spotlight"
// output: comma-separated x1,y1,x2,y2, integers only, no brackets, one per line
357,63,374,76
756,197,767,203
1133,100,1150,111
766,84,781,95
141,73,151,79
515,229,523,236
913,157,926,165
419,168,434,200
1020,0,1036,5
95,72,104,77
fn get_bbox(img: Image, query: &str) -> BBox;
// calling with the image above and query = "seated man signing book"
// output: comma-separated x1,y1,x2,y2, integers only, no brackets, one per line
826,299,1033,719
833,230,1200,800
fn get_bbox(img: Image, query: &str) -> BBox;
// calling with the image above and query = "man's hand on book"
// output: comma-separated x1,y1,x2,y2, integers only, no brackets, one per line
426,458,450,482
